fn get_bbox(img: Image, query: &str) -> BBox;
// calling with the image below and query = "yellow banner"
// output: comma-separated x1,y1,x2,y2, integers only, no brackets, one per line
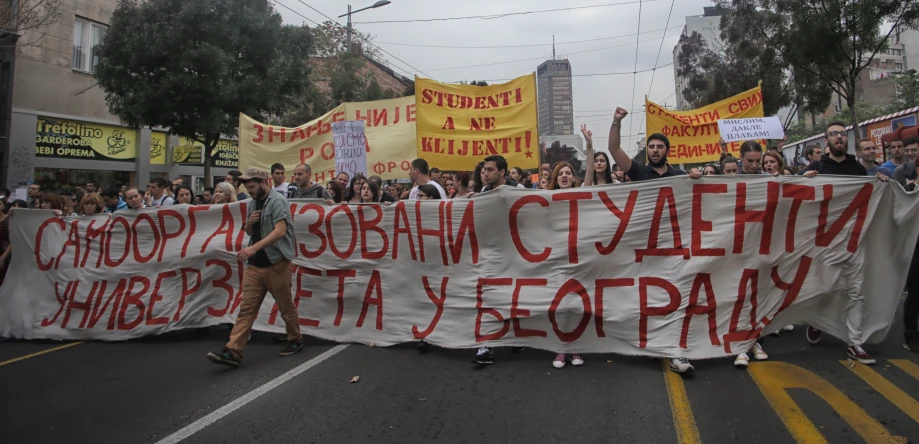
646,85,764,163
150,132,167,165
415,74,539,171
35,117,136,161
239,95,416,182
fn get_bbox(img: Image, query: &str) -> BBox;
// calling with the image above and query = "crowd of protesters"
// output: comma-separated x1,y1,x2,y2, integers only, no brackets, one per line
2,107,917,373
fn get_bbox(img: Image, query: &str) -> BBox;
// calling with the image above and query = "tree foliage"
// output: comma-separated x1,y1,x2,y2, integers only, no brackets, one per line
94,0,312,186
676,10,792,117
715,0,919,128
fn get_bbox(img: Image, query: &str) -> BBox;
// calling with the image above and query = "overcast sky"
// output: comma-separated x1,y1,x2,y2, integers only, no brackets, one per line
275,0,716,156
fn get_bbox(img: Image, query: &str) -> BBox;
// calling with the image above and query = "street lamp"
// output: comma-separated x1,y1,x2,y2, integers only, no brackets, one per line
338,1,391,53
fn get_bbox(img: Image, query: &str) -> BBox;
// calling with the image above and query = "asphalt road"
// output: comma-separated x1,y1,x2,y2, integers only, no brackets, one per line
3,311,919,444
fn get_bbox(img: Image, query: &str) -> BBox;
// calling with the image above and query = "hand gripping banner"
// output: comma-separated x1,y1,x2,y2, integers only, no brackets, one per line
2,176,918,359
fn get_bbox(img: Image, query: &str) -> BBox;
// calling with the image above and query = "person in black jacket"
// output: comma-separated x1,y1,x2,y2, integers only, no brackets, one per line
802,122,889,365
289,164,332,201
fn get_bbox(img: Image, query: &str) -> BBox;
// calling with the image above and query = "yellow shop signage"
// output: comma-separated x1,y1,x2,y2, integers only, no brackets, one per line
173,138,239,168
35,118,136,161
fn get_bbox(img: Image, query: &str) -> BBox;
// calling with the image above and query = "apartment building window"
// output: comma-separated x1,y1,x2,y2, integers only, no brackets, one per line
897,62,904,70
72,18,107,72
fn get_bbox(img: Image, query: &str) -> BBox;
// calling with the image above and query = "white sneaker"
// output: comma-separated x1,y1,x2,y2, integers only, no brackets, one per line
669,357,694,373
570,354,584,366
752,343,769,360
553,353,566,368
782,324,795,332
734,353,749,367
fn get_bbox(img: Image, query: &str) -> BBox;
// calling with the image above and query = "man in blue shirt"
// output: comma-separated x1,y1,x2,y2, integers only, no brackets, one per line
856,138,891,178
881,138,906,172
100,187,128,213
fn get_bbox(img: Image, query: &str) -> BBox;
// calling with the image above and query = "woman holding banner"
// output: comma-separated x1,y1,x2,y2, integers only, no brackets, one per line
345,175,368,204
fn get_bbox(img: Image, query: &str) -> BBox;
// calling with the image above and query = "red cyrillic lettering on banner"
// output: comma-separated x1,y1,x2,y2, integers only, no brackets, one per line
412,276,449,339
229,260,246,315
733,182,779,255
594,278,634,337
511,278,548,338
723,269,762,353
549,279,592,342
446,200,479,264
204,261,233,318
765,256,813,322
327,269,356,326
691,184,728,256
636,187,689,262
294,266,322,328
177,207,204,259
356,270,384,330
131,214,161,264
173,268,201,322
42,281,75,327
817,183,872,253
509,195,551,262
104,217,131,268
54,220,81,270
325,204,358,259
358,205,389,260
235,203,248,251
298,204,326,258
638,277,681,348
681,273,720,349
88,279,125,330
148,270,177,324
118,276,150,330
415,201,448,265
552,192,592,264
35,217,66,271
81,219,110,269
475,278,513,341
201,205,238,254
782,183,816,252
596,191,638,255
392,202,418,260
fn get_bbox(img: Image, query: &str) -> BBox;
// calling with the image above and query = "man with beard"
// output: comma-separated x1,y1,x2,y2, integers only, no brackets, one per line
803,122,888,365
290,163,332,201
207,168,303,367
608,106,700,374
335,172,350,188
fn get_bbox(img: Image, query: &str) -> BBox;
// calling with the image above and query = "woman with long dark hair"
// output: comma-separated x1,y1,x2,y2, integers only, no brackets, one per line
472,162,485,193
581,124,616,186
326,180,344,203
452,171,471,198
359,180,380,203
344,174,367,203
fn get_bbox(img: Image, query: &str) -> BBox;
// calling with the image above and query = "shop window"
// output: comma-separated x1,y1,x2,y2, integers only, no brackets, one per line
72,18,107,72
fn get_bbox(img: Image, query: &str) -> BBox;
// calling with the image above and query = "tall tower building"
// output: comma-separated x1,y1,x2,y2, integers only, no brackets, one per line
537,56,573,137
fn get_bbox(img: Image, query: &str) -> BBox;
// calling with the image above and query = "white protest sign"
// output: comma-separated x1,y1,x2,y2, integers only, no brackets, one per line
717,117,784,143
332,120,368,178
14,187,27,202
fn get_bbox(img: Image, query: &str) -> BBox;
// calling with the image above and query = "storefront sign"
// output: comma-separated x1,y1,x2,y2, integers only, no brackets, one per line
173,138,239,168
866,114,918,147
150,132,167,165
35,118,136,161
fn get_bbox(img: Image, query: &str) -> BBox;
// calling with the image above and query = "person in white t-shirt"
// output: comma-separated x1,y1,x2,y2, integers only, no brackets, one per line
270,163,289,195
408,158,447,200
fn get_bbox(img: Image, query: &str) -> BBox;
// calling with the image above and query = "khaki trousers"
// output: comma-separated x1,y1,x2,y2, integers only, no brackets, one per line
226,259,302,357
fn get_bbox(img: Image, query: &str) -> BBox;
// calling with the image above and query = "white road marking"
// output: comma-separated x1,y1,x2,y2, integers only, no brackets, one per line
154,344,349,444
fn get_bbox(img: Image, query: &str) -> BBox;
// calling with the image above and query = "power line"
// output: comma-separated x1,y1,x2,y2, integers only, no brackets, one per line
637,0,676,137
424,32,679,72
353,0,656,24
627,0,643,140
374,25,683,49
276,0,438,80
448,62,672,84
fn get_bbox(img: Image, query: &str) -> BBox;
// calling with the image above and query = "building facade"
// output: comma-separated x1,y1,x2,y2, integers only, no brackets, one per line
672,7,723,111
537,59,573,137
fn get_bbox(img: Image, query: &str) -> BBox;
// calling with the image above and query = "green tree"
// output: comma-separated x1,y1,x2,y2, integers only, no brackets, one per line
717,0,919,128
890,69,919,111
676,10,793,117
94,0,313,186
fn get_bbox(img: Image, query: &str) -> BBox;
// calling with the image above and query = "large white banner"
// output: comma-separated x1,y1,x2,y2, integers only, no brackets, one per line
1,177,918,359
